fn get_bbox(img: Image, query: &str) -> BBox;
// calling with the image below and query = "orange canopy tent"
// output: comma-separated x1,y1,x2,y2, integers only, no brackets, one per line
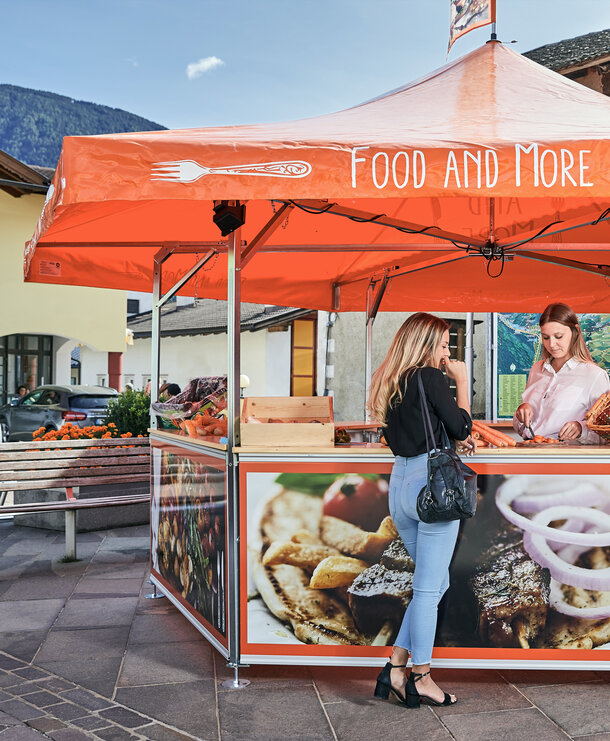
24,41,610,312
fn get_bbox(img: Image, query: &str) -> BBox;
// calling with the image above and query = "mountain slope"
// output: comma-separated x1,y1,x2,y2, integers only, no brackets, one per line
0,84,166,168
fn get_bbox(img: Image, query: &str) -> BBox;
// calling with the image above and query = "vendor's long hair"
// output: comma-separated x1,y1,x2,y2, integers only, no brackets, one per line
368,312,449,424
539,303,593,363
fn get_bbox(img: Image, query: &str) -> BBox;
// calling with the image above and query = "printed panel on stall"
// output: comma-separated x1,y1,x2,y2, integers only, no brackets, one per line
151,441,228,652
239,461,610,666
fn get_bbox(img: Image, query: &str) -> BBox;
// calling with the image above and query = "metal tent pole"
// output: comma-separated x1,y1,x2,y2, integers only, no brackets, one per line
150,255,162,429
223,225,250,689
364,283,374,423
364,275,389,422
465,312,474,408
485,312,496,421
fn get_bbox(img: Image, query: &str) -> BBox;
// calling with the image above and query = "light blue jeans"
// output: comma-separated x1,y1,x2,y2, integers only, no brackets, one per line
389,454,460,665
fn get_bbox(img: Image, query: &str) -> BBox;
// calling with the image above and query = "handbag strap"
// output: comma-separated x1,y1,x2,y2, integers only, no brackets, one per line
417,370,450,456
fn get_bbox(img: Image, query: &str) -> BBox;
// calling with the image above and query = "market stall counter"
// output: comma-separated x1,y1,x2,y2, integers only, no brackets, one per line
24,38,610,677
150,427,610,670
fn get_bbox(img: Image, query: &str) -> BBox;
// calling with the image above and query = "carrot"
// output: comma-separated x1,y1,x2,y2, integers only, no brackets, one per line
183,419,199,437
472,421,516,447
471,421,509,447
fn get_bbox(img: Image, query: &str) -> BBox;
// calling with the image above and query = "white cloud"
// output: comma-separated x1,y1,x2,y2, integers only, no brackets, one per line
186,56,225,79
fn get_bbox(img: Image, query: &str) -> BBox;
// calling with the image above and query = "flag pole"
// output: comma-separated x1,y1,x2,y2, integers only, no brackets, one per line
491,0,497,39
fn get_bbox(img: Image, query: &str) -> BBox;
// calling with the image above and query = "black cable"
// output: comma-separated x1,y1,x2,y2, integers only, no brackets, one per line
281,201,610,280
287,200,334,215
485,252,505,278
287,200,445,238
593,207,610,225
503,220,564,250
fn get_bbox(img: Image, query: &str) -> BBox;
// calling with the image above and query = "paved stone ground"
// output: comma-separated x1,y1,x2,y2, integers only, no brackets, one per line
0,519,608,740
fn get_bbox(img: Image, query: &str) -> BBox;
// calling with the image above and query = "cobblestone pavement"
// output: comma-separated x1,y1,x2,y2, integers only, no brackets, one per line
0,520,608,740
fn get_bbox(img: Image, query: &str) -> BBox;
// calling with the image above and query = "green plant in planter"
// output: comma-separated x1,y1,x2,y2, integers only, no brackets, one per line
105,389,150,437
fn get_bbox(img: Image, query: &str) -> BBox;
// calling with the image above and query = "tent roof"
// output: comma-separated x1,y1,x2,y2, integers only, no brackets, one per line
24,41,610,312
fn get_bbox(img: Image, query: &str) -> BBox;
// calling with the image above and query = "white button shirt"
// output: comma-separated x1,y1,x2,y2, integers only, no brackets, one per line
512,357,610,444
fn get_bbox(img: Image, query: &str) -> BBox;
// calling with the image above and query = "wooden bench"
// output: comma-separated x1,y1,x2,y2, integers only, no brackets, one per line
0,438,150,559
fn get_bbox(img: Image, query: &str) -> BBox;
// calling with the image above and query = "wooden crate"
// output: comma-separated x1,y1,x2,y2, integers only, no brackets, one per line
240,397,334,447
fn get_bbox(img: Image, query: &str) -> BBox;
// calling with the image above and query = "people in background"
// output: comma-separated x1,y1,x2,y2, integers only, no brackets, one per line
159,383,181,400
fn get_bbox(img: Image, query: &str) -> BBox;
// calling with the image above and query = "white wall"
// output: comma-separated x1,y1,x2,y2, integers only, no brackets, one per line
265,329,291,396
80,327,292,396
53,338,74,385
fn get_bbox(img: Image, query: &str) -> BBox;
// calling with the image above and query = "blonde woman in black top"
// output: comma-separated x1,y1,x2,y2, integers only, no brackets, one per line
368,312,475,708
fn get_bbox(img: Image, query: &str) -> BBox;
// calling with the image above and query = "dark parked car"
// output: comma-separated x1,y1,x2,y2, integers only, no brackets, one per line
0,385,118,442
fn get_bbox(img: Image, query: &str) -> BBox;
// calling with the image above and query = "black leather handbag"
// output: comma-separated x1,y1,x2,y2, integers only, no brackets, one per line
416,371,477,523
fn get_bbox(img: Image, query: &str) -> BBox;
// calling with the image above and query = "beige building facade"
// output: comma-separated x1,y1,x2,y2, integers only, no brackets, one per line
0,151,126,403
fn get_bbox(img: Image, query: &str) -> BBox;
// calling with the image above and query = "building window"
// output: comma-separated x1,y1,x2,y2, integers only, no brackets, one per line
290,317,317,396
127,299,140,315
141,374,167,391
445,320,466,396
0,334,53,405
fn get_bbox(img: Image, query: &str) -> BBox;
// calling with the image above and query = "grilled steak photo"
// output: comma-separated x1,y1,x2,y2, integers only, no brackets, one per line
470,523,551,648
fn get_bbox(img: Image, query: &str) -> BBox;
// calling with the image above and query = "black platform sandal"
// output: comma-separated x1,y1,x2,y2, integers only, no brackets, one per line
405,670,457,708
373,661,408,705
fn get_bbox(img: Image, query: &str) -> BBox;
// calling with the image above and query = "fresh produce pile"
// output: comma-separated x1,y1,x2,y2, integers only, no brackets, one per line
152,376,228,439
471,421,516,448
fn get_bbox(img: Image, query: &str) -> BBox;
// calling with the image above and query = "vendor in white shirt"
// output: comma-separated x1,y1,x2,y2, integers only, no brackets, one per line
514,303,610,443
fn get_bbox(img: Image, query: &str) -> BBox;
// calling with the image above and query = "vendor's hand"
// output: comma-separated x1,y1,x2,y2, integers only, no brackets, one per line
457,435,477,456
515,403,534,426
559,421,582,440
443,359,468,384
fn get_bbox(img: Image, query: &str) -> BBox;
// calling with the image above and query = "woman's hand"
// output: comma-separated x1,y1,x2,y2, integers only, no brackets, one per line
443,359,468,384
515,403,534,426
457,434,477,456
559,420,582,440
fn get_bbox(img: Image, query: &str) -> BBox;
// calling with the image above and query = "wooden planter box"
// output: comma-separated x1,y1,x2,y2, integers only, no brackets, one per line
240,397,334,447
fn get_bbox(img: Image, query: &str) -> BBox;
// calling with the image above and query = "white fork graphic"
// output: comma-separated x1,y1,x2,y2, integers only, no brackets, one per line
150,159,312,183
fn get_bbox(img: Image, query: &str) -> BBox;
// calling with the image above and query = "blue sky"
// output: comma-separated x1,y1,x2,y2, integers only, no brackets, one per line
4,0,610,130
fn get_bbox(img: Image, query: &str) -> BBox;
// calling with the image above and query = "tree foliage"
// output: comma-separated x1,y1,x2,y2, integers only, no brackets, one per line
0,84,166,167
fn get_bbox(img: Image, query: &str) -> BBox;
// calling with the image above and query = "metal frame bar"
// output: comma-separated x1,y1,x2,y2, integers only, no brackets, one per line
149,231,245,670
465,313,474,408
513,249,610,277
364,275,389,421
335,250,473,289
226,227,245,669
151,256,162,428
37,239,610,253
503,215,610,249
150,243,224,427
156,250,217,309
241,203,294,267
287,199,488,248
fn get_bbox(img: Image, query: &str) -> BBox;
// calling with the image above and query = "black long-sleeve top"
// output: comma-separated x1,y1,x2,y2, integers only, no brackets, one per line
384,367,472,458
